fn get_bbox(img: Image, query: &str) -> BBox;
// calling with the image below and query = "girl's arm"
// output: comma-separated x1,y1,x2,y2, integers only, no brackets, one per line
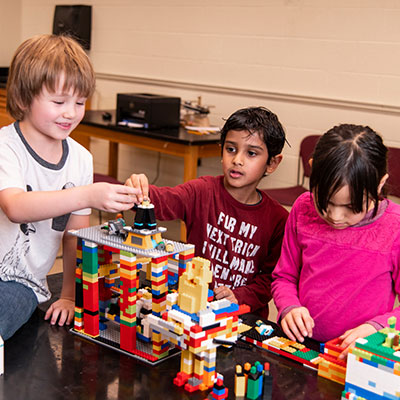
271,207,304,317
44,213,89,325
271,205,315,341
0,183,140,223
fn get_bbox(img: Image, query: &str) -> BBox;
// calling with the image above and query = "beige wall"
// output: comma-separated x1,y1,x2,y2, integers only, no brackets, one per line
0,0,21,65
5,0,400,188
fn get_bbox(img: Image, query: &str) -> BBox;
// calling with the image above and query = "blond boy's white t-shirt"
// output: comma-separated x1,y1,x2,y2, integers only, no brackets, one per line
0,122,93,303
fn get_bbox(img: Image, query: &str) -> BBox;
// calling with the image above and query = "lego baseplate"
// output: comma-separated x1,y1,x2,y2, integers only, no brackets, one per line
69,224,194,259
242,327,321,370
70,321,181,366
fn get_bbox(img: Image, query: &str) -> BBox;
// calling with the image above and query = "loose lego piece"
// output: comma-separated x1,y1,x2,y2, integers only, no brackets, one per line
263,362,272,400
234,362,272,399
210,374,228,400
234,364,245,397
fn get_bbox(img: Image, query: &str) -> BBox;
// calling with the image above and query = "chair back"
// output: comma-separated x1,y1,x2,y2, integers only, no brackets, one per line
387,147,400,198
298,135,321,184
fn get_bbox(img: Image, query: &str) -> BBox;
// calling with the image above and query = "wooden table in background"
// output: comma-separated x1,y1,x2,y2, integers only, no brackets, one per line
72,110,221,185
71,110,222,240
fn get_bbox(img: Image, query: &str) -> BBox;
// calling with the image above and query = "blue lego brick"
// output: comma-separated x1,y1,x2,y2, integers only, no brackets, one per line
161,342,169,350
151,270,165,278
82,243,98,253
345,382,396,400
168,275,178,285
212,387,227,396
99,322,107,331
212,303,239,315
204,365,216,372
363,358,379,368
137,332,151,343
171,304,199,323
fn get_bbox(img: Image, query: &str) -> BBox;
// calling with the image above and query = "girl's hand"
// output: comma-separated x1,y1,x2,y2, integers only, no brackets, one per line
44,298,75,326
125,174,150,203
90,182,141,212
338,323,377,359
213,285,238,304
281,306,314,343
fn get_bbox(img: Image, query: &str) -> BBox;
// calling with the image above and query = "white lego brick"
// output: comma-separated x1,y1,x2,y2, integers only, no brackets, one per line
198,309,216,327
209,299,231,310
167,292,179,305
183,357,193,366
168,309,194,327
83,240,97,248
120,253,137,262
190,330,206,340
355,338,368,345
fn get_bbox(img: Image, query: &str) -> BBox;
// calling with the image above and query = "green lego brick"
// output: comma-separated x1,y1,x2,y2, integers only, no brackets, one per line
356,332,400,362
293,348,320,361
120,250,136,258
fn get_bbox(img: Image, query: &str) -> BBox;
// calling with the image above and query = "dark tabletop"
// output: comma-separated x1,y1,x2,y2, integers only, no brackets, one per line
81,110,222,146
0,273,343,400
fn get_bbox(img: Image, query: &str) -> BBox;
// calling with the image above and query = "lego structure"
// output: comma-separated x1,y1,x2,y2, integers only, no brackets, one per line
342,317,400,400
318,337,347,385
69,211,249,391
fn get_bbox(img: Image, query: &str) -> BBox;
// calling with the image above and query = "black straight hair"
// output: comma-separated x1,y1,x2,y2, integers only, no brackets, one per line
220,106,286,164
310,124,388,218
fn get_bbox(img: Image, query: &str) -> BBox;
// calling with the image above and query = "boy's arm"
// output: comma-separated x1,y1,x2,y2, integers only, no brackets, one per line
0,183,140,223
44,214,89,325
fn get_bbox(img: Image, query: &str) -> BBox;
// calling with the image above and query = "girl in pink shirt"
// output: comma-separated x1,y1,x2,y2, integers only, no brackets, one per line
272,124,400,359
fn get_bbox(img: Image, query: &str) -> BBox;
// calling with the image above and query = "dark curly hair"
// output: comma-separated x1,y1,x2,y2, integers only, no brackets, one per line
220,107,286,164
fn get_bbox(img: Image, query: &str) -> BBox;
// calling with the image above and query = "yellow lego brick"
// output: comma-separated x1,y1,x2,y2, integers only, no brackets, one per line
194,359,205,375
120,314,136,324
119,268,137,277
82,272,99,282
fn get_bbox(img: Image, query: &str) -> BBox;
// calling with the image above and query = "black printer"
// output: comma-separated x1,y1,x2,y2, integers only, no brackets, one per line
116,93,181,129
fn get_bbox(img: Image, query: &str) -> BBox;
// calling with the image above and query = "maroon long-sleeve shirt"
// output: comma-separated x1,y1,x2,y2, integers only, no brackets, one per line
149,175,288,320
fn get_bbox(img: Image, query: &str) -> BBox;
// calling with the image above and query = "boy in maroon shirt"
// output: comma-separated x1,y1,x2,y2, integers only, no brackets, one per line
126,107,288,319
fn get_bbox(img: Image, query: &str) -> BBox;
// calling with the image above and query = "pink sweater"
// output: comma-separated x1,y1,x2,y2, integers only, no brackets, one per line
272,192,400,342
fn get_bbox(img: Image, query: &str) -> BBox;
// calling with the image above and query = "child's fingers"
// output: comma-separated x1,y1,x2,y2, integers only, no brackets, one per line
282,314,305,342
281,317,301,342
304,315,314,338
44,304,53,321
125,174,149,199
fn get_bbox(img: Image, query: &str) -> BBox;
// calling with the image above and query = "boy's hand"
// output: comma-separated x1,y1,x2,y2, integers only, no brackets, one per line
90,182,142,212
337,323,377,360
125,174,150,203
44,298,75,326
213,285,238,304
281,306,314,343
